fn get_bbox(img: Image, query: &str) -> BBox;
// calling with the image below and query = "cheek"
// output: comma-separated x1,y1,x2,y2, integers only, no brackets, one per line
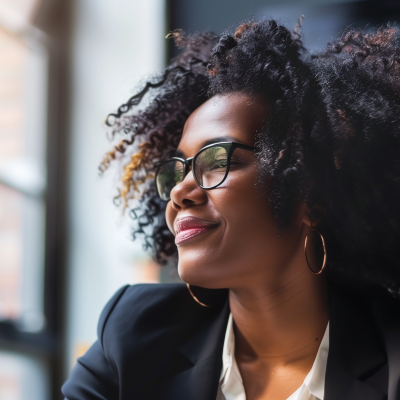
224,175,291,259
210,171,273,250
165,202,177,235
221,180,273,242
220,167,272,218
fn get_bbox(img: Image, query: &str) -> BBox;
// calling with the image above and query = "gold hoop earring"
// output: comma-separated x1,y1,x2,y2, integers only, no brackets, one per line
304,228,327,275
187,284,212,307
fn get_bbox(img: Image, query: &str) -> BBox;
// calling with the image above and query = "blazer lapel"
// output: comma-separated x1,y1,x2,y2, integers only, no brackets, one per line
152,283,394,400
325,284,388,400
158,299,230,400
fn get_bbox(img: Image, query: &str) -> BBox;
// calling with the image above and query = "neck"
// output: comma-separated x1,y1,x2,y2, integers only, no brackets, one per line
229,267,329,364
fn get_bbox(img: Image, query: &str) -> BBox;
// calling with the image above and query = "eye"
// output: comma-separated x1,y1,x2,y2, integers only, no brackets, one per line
210,158,228,171
229,155,246,166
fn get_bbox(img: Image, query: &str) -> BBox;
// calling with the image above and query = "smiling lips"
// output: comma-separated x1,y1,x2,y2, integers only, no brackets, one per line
175,217,219,245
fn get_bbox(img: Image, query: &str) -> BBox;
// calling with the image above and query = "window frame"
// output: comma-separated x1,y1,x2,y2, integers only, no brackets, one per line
0,1,71,399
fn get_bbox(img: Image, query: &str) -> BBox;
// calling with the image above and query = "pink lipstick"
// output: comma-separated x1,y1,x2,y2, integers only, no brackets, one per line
175,217,218,245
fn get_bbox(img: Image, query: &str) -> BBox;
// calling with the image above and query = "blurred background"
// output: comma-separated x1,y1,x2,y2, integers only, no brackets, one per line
0,0,398,398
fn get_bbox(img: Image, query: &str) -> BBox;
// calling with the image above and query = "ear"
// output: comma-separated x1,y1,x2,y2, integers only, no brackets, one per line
302,204,328,228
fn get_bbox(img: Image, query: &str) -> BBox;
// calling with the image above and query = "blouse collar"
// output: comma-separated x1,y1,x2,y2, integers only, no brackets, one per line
219,313,329,400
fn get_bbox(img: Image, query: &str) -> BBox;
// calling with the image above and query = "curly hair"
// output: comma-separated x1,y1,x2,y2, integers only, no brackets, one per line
310,26,400,295
101,19,400,295
100,31,216,263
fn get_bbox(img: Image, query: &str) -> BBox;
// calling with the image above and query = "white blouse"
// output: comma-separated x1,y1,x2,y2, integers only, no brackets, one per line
216,314,329,400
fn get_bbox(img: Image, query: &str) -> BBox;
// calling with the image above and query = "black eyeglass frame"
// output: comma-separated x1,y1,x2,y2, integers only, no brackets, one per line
155,141,256,201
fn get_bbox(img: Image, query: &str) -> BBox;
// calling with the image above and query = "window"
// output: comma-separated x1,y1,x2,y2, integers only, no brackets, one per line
0,1,52,399
0,350,49,400
0,23,47,330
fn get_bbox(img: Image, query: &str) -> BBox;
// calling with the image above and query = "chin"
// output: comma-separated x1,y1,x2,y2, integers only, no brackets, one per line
177,251,231,289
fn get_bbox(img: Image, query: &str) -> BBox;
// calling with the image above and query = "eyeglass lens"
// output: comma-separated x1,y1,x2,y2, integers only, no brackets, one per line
156,145,229,201
194,146,228,188
156,160,185,201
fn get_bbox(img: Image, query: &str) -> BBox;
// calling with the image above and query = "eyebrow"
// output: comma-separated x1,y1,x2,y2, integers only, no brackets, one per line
174,135,247,158
203,136,247,146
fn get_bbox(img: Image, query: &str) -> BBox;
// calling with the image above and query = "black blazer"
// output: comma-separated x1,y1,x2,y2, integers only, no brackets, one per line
62,282,400,400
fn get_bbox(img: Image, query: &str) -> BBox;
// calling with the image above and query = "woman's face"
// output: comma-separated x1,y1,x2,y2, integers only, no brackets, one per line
165,93,310,290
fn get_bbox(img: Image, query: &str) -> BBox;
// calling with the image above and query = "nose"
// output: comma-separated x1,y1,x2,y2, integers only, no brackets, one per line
170,170,207,211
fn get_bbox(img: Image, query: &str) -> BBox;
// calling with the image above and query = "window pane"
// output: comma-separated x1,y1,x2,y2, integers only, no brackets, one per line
0,350,49,400
0,184,45,330
0,27,47,196
0,29,26,162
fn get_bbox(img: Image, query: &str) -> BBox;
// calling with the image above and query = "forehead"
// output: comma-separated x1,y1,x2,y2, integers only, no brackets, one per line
178,94,269,156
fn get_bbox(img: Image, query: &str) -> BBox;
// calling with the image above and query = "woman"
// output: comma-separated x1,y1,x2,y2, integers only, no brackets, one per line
62,19,400,400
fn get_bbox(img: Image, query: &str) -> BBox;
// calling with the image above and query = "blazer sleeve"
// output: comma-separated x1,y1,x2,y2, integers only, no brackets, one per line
61,285,130,400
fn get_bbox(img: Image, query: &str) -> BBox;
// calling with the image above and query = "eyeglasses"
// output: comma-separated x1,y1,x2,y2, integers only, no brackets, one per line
155,141,256,201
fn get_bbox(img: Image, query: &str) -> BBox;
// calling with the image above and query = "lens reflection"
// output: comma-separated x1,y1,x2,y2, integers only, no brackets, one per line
156,160,185,201
194,146,228,187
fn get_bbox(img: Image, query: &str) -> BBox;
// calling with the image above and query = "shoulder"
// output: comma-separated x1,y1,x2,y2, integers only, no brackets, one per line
356,287,400,357
370,289,400,331
103,282,192,315
113,282,189,307
97,283,211,348
62,284,198,398
96,283,221,375
98,283,188,334
98,283,188,320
